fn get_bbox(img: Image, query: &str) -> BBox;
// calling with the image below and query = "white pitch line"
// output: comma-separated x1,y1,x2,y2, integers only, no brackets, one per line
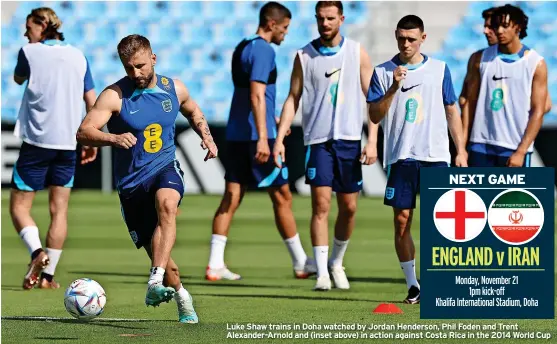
2,316,157,322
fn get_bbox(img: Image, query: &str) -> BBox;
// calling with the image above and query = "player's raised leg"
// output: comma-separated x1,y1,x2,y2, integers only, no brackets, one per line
268,184,315,278
145,188,181,306
206,181,244,281
329,192,358,290
39,185,71,289
10,188,49,290
311,185,332,291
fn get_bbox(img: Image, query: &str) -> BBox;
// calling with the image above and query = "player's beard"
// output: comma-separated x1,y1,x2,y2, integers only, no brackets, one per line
134,69,155,89
318,26,339,43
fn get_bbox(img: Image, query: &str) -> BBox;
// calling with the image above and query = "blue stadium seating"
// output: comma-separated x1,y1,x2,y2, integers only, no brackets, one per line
1,1,368,123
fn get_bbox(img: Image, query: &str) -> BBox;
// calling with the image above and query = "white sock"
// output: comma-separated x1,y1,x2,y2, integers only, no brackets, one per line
174,284,191,302
328,237,349,268
313,246,329,278
19,226,42,255
42,248,62,276
208,234,227,269
400,260,420,290
148,266,165,286
284,234,307,270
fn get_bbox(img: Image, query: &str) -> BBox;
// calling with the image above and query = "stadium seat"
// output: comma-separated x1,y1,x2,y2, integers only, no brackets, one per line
1,1,370,124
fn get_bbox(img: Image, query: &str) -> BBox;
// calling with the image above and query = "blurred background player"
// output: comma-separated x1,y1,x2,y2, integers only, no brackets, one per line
11,7,97,290
459,7,499,113
367,15,467,304
463,4,550,167
274,1,379,291
206,2,315,281
77,35,217,323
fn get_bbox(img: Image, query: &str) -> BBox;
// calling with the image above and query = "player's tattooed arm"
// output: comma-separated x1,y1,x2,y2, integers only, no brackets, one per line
461,51,482,146
77,85,137,149
174,79,218,161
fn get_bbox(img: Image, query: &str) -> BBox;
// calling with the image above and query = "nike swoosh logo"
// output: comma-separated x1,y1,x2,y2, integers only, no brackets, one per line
357,180,363,185
130,110,140,114
492,75,510,81
168,181,179,185
325,69,341,78
401,84,421,92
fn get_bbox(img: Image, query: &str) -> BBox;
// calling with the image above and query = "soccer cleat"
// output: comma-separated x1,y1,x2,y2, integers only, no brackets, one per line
176,293,199,324
329,265,350,290
22,251,49,290
294,257,317,279
403,285,420,304
38,278,60,289
145,283,175,307
205,266,241,281
312,276,332,291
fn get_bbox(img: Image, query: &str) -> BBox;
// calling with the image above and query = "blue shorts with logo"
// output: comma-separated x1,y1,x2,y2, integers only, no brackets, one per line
119,160,185,249
384,159,449,209
224,140,289,188
468,151,532,167
11,142,76,191
305,139,362,193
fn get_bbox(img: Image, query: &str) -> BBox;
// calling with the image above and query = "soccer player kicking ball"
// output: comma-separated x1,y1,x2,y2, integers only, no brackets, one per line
367,15,468,304
77,35,218,324
462,4,550,167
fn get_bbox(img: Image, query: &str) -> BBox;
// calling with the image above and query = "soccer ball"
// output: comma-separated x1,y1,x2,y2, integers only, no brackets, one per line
64,278,106,321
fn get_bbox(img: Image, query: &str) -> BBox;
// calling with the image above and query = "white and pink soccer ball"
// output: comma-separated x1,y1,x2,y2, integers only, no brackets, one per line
64,278,106,321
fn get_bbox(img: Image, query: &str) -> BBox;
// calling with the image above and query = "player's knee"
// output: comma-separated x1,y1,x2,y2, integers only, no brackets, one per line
219,190,242,213
49,199,68,218
271,187,292,208
312,199,330,219
10,199,30,218
159,198,179,218
339,199,357,218
394,210,412,236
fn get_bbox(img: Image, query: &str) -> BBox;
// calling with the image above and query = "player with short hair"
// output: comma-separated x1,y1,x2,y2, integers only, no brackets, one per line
274,1,379,291
367,15,468,304
11,7,97,290
206,1,316,281
77,35,217,324
462,5,551,167
462,4,551,166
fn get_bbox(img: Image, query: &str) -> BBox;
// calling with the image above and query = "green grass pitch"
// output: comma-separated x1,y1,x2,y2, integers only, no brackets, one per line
2,191,556,343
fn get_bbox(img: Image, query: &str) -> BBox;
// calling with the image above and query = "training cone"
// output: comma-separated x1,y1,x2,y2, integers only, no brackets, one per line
373,303,404,314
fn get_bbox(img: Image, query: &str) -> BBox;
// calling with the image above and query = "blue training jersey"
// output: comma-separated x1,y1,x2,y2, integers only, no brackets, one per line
227,35,277,141
107,74,180,193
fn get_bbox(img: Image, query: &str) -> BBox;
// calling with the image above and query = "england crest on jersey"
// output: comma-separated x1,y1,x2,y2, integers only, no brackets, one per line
161,99,172,112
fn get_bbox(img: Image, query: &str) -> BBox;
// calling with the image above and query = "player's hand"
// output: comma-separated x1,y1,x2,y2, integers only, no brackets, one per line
202,137,218,161
81,146,98,165
360,143,378,165
455,152,469,167
255,138,270,164
392,66,408,89
113,133,137,149
506,151,525,167
273,141,286,168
